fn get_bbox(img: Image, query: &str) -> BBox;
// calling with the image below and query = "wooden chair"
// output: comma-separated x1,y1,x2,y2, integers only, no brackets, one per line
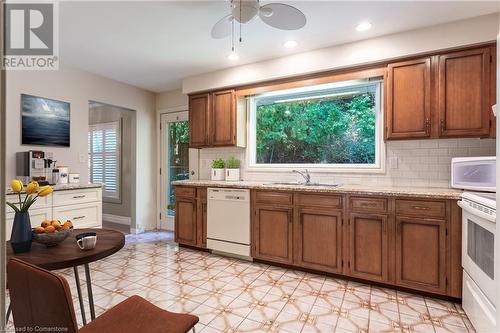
7,258,198,333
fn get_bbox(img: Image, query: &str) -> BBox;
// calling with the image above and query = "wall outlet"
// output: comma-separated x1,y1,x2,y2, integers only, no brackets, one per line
389,156,398,169
79,153,86,163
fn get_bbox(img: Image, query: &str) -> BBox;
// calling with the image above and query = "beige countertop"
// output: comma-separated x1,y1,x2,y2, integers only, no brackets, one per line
6,183,102,195
172,180,463,200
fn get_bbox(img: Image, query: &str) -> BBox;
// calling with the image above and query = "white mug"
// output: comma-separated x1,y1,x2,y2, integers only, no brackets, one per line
76,234,97,250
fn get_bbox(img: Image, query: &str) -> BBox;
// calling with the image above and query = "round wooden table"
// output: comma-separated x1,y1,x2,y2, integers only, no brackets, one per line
7,228,125,324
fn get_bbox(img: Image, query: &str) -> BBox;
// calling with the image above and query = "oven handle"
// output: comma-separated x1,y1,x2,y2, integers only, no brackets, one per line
457,200,496,223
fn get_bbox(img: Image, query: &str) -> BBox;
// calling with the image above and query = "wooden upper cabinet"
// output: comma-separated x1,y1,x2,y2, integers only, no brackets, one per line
253,205,293,264
189,93,210,147
348,213,389,282
386,58,432,139
295,208,343,274
395,217,447,294
212,90,236,146
438,47,491,137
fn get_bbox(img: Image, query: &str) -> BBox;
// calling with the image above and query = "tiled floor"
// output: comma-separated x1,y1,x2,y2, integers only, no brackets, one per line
7,231,475,333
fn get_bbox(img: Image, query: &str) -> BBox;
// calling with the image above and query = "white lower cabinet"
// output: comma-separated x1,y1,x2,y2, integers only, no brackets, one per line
5,187,102,240
53,202,102,229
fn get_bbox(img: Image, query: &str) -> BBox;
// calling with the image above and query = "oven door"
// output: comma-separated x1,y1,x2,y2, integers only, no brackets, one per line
459,201,496,304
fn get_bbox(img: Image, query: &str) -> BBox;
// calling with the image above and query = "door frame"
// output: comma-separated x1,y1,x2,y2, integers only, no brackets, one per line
159,110,189,230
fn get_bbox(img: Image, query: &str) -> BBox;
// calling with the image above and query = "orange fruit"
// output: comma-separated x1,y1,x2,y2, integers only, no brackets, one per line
41,220,50,228
63,220,73,228
61,225,70,231
34,226,45,234
45,225,55,233
51,220,61,229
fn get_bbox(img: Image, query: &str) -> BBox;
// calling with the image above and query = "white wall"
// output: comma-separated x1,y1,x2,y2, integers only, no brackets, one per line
183,13,499,93
156,89,188,111
6,65,157,231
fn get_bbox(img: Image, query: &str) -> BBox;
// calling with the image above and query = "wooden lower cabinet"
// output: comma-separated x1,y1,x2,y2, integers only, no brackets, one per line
295,208,342,274
395,217,447,294
253,205,293,264
175,198,197,246
348,213,389,282
175,187,206,249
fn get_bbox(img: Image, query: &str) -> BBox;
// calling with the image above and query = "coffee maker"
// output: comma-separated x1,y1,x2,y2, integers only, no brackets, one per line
16,150,55,185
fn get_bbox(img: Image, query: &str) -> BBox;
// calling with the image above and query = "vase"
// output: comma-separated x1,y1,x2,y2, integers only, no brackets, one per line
226,169,240,182
211,168,225,181
11,212,33,253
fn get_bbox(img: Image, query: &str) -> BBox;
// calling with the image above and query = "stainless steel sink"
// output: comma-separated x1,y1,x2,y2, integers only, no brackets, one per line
267,182,341,187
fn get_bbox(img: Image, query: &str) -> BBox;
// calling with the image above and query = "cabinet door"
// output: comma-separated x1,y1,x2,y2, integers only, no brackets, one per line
348,213,388,282
175,198,197,246
395,217,447,294
253,205,293,264
6,208,52,241
189,93,210,147
387,58,432,139
212,90,236,146
295,208,342,273
438,48,491,137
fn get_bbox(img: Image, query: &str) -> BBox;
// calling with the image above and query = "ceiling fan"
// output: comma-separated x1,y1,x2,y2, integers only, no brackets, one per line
211,0,307,39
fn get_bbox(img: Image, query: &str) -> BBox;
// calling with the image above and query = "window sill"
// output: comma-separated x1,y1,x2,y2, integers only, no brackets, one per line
245,164,386,174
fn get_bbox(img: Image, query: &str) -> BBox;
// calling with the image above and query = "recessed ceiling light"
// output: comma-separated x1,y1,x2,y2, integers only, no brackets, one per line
227,52,239,61
284,40,297,48
356,21,372,32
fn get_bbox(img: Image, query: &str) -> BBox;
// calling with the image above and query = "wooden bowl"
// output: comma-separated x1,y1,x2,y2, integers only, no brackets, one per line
33,229,72,247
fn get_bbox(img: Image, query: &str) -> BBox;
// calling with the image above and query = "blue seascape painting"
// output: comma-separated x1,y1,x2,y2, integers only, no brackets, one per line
21,94,70,147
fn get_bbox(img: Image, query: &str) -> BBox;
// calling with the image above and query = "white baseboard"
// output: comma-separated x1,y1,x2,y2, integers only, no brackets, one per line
103,214,131,225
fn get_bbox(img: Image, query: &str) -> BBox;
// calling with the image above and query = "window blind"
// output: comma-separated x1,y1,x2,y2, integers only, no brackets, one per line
88,121,121,199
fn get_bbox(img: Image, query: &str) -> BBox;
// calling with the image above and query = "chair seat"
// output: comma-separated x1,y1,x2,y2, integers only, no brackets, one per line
79,295,198,333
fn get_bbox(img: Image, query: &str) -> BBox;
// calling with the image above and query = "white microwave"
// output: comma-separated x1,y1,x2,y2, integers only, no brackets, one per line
451,156,496,192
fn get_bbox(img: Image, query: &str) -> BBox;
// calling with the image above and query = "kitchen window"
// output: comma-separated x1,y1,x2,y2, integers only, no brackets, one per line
88,121,121,200
248,78,383,172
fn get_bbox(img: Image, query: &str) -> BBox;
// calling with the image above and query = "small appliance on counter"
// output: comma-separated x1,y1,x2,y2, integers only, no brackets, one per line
451,156,496,333
58,166,69,184
16,150,54,186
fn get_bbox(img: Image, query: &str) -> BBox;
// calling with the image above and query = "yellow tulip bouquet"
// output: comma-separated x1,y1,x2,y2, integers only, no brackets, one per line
7,179,54,213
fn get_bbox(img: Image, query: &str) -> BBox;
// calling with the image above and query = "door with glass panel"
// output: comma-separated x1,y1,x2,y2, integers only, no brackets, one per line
160,112,197,230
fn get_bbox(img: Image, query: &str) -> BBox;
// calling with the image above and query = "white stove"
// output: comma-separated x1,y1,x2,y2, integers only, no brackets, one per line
459,191,496,333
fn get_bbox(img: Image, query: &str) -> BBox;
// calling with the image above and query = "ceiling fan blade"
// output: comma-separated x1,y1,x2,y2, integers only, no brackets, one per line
259,3,306,30
211,15,233,39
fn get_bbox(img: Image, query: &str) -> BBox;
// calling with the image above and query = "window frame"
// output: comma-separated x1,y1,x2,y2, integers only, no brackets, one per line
247,78,385,173
88,120,122,201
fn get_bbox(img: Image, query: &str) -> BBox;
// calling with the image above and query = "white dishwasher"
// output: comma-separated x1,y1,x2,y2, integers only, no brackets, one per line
207,188,251,259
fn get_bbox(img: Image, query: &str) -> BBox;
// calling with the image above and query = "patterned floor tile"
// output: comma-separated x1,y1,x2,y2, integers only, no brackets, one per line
7,231,475,333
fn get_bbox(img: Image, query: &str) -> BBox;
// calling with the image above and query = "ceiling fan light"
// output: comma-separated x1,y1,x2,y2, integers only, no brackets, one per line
260,7,274,17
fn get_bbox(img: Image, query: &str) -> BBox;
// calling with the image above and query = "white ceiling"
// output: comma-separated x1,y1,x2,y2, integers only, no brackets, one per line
60,1,500,93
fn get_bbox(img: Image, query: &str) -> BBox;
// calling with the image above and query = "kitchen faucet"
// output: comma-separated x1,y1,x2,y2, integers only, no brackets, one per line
293,169,311,184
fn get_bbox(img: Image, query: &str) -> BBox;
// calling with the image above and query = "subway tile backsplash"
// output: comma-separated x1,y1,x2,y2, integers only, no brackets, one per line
197,138,495,188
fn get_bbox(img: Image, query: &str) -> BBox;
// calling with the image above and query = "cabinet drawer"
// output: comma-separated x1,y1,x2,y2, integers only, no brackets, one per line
6,208,52,241
6,193,52,212
176,186,196,198
296,193,342,209
53,202,102,229
52,188,101,206
350,197,388,213
395,199,446,218
255,191,293,205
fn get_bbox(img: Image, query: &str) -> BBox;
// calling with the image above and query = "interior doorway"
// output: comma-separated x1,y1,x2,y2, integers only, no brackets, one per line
88,101,136,234
160,111,196,230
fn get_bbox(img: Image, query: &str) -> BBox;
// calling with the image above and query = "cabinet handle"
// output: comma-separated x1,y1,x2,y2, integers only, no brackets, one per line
73,195,86,199
425,118,431,135
73,216,86,220
412,206,430,211
440,119,445,133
